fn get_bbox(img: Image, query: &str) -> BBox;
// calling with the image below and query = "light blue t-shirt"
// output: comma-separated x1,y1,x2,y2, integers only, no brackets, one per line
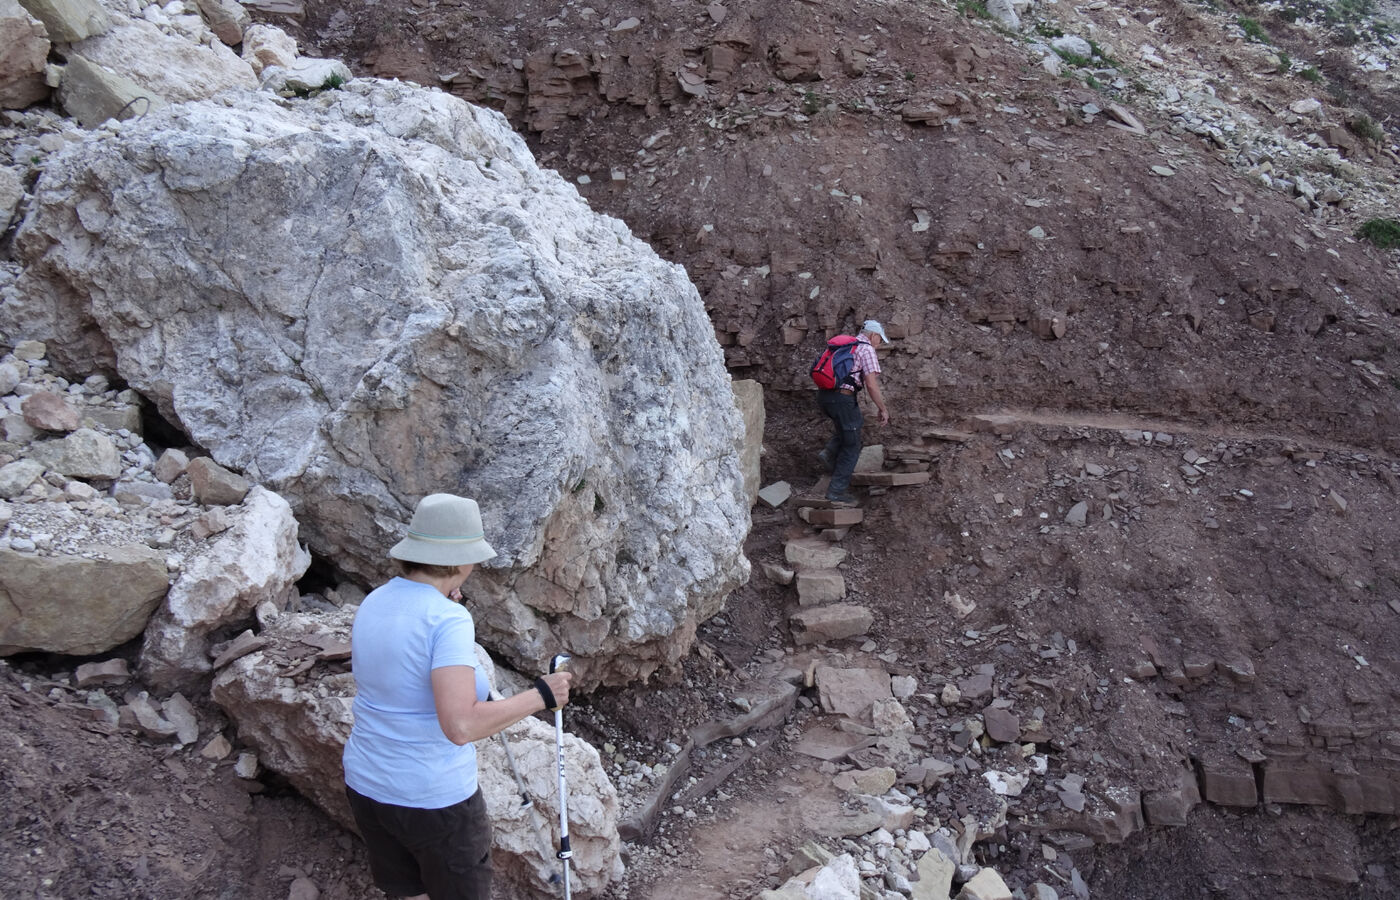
343,577,490,809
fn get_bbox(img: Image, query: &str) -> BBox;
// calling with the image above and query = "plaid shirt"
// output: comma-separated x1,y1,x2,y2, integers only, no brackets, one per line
848,337,881,388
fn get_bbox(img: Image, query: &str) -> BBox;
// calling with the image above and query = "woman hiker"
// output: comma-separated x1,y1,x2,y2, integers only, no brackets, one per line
343,493,573,900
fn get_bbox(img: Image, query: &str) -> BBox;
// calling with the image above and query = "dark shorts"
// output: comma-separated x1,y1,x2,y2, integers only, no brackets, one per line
346,786,492,900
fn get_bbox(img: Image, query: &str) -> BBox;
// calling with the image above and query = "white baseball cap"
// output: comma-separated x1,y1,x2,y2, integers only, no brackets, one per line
862,320,891,343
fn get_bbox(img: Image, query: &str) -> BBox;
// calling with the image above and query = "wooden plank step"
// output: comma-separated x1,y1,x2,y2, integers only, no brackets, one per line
851,471,931,486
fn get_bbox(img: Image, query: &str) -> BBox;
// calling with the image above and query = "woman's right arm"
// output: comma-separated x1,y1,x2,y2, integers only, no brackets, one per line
431,668,573,745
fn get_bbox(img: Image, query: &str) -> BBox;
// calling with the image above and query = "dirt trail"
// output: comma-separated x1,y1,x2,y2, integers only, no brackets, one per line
638,767,847,900
960,408,1400,459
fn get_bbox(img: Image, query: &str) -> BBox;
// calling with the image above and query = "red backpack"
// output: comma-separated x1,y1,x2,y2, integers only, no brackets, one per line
810,335,862,391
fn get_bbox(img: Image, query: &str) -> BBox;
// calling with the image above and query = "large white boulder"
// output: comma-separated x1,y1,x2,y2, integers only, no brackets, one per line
9,78,751,687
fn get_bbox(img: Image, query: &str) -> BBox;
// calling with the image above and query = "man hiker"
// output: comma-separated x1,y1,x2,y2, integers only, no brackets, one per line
815,320,890,506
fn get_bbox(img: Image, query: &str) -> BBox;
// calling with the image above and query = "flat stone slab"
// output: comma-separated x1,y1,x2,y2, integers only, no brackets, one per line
791,604,873,645
796,568,846,606
815,665,891,717
799,506,864,526
851,471,930,486
785,537,848,570
757,480,792,508
790,725,877,762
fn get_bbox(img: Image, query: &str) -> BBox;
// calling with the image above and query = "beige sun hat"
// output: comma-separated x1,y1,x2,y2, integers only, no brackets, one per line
389,494,497,566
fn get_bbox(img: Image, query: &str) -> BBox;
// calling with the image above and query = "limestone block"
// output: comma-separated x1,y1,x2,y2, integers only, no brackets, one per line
57,54,164,128
0,458,45,498
957,868,1013,900
760,562,794,585
815,664,891,717
796,568,845,606
240,22,296,74
10,78,749,689
785,536,848,570
153,447,189,484
0,0,49,109
74,657,128,686
864,795,914,831
851,470,929,486
0,356,26,394
833,766,896,796
870,697,913,734
912,847,955,900
854,443,884,473
81,402,141,434
757,480,792,508
186,456,251,505
140,487,309,688
260,57,351,95
192,0,248,45
22,390,79,431
0,544,168,655
17,0,110,42
731,378,764,506
984,0,1020,30
73,17,253,103
800,506,863,526
28,427,120,478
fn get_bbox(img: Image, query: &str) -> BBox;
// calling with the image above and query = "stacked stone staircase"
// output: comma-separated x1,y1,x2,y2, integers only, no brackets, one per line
758,443,937,647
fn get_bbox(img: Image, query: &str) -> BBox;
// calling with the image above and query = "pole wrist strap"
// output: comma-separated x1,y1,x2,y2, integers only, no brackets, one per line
534,677,557,711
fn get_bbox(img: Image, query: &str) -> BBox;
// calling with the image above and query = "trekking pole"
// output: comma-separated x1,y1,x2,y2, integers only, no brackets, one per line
548,653,573,900
489,689,563,887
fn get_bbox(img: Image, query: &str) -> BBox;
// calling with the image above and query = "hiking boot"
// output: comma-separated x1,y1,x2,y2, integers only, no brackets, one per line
825,492,858,507
816,449,835,473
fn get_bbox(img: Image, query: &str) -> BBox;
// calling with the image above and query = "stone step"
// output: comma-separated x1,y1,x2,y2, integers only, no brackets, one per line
790,603,874,646
850,471,930,486
798,506,864,526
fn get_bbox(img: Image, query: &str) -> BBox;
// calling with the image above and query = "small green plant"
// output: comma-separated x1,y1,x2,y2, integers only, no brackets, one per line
1348,114,1385,144
1084,74,1103,89
1035,23,1064,38
1325,0,1376,25
1357,218,1400,249
1299,65,1323,82
957,0,991,19
801,90,821,115
1238,16,1272,43
1054,47,1093,67
322,74,346,90
1087,40,1116,65
1276,51,1291,73
904,71,916,81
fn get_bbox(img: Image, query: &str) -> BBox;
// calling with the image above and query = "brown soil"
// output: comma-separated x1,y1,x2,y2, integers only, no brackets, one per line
5,0,1400,896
